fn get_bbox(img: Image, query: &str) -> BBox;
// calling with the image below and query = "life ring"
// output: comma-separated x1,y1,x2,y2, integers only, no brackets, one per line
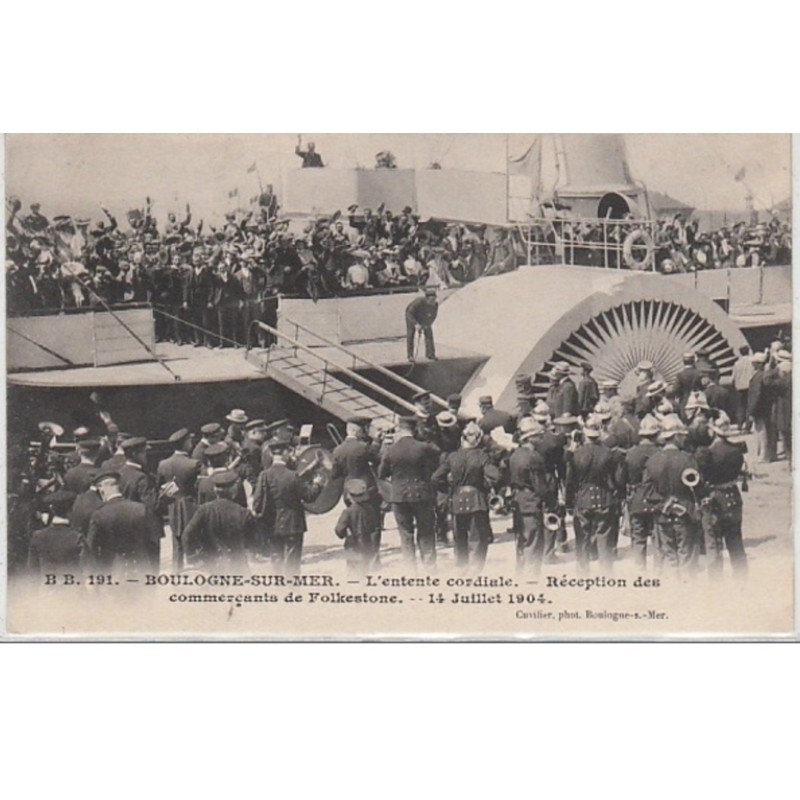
622,230,654,270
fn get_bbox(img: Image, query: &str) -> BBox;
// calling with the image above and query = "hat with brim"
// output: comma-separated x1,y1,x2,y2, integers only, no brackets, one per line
39,421,65,438
226,409,248,424
120,436,147,452
245,419,267,431
436,411,458,429
201,422,223,436
553,414,579,426
646,380,668,398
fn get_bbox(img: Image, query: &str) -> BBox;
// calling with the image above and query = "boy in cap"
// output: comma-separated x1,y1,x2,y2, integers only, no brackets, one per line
334,478,382,574
182,471,251,571
27,490,82,576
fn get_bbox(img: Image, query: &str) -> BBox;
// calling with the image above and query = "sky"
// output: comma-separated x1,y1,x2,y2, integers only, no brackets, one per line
4,133,791,225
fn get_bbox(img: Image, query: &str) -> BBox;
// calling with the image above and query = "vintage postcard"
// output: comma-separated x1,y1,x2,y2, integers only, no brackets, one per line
2,133,795,639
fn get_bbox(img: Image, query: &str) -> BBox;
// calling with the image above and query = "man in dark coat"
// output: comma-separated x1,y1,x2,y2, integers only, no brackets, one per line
747,353,777,463
330,416,381,510
85,471,160,573
477,395,515,435
183,471,251,570
644,416,701,572
552,363,580,419
405,286,438,361
251,438,324,574
566,415,625,571
623,416,661,569
68,487,104,539
27,490,83,576
157,428,200,570
577,362,599,419
117,437,162,567
508,419,558,571
674,352,702,407
431,422,497,572
378,415,441,568
62,439,102,494
695,414,747,579
334,478,382,574
295,137,324,168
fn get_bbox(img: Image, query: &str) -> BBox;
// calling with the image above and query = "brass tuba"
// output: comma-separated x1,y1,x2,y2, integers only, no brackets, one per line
681,467,701,488
543,510,562,532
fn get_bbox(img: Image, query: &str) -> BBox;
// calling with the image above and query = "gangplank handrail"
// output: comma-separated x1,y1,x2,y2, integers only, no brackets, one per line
282,316,448,410
248,320,419,417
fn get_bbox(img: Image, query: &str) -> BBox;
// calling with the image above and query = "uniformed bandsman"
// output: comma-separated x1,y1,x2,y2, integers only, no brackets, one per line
331,416,382,510
432,421,498,572
85,471,161,574
695,412,748,579
118,436,162,568
157,428,200,570
644,415,701,572
334,478,381,574
508,418,557,571
183,470,251,571
566,414,625,571
27,490,82,576
251,436,324,574
377,415,441,569
623,415,661,569
62,439,101,494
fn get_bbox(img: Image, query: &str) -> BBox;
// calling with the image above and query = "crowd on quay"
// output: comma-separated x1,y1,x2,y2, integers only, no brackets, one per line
5,195,519,345
9,338,790,581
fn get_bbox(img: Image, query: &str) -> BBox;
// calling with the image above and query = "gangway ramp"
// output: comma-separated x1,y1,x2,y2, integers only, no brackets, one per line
246,319,448,427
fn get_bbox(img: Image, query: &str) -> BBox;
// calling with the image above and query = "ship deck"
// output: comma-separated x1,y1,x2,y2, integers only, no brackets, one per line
7,339,485,388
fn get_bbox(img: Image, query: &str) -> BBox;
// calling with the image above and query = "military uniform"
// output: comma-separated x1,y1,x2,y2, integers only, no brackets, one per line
118,460,162,568
432,446,494,571
624,440,659,568
477,407,516,435
86,495,160,573
251,458,320,574
334,483,381,574
567,440,623,570
508,444,557,570
157,449,201,570
378,433,441,567
644,447,701,571
68,489,103,537
27,520,83,575
62,461,99,495
330,435,381,508
183,497,251,571
696,440,747,577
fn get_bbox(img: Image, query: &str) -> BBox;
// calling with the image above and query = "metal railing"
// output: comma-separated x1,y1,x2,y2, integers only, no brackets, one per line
248,320,420,416
514,216,659,272
282,316,448,410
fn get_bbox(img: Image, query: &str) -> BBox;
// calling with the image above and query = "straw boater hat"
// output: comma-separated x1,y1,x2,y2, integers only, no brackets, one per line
226,409,248,424
582,414,603,439
646,380,668,398
532,400,551,422
461,422,483,446
659,414,687,440
684,391,710,413
593,401,612,421
638,415,661,438
518,417,544,442
436,411,458,429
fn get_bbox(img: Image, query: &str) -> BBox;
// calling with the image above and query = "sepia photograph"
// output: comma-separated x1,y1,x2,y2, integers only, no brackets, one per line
2,132,794,639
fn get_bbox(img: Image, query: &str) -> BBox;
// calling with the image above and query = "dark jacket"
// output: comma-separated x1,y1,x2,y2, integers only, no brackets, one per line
378,435,440,503
157,451,200,496
86,495,159,569
577,376,599,416
62,462,98,495
118,462,159,518
552,378,579,418
478,407,515,435
252,460,318,536
405,296,438,328
183,498,250,569
27,522,83,573
509,444,555,513
68,489,103,536
566,440,623,510
432,446,494,495
747,369,774,420
624,440,658,515
644,447,699,506
674,366,702,403
331,437,380,491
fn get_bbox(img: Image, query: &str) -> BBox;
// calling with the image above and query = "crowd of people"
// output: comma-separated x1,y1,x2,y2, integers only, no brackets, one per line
8,339,790,580
530,212,792,273
5,195,520,346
